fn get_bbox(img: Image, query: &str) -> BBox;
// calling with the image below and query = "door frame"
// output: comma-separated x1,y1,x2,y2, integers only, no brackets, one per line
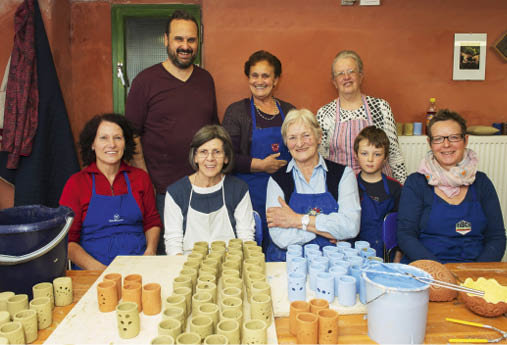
111,4,201,114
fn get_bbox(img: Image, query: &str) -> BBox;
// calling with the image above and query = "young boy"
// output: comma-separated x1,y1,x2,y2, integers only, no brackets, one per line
353,126,403,261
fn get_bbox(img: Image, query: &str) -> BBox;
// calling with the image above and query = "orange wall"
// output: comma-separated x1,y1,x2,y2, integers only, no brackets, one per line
1,0,507,150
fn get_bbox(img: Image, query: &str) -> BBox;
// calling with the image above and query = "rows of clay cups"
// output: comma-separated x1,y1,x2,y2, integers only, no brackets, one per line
286,241,380,306
0,277,72,344
157,239,273,344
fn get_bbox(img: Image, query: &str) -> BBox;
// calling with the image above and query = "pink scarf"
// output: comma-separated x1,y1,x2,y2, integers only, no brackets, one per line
417,149,478,198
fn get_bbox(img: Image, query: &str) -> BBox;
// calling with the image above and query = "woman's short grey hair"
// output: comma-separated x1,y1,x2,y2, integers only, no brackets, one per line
331,50,364,77
281,108,322,144
188,125,234,174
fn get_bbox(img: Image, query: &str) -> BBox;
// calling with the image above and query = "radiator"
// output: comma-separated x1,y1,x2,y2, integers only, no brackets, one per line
398,135,507,260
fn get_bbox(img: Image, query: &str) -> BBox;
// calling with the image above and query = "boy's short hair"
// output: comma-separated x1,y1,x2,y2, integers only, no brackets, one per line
353,126,390,158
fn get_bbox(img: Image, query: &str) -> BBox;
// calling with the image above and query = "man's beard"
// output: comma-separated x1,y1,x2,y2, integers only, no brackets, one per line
168,47,196,69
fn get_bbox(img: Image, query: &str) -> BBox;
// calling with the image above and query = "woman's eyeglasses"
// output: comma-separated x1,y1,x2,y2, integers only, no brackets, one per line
196,149,224,159
334,69,358,79
430,134,464,144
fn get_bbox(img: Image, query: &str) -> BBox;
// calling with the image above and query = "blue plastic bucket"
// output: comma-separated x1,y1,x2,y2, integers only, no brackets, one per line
0,205,74,298
363,263,431,344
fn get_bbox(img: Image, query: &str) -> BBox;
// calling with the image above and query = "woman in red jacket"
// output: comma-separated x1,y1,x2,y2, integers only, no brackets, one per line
60,113,161,270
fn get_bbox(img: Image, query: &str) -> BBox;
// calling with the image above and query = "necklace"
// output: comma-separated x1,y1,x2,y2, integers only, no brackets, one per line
254,98,279,121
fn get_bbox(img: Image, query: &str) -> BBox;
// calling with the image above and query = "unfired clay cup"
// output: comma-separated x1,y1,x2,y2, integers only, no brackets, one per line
216,319,240,345
29,297,52,329
116,302,140,339
53,277,73,307
0,321,24,345
241,319,267,344
158,318,182,339
6,295,28,320
13,309,38,343
176,332,201,345
32,282,54,309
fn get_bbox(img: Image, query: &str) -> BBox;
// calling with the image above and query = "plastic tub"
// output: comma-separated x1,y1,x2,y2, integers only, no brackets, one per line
0,205,73,297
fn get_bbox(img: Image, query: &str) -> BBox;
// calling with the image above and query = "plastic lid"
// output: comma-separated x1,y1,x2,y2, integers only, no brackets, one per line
430,97,436,102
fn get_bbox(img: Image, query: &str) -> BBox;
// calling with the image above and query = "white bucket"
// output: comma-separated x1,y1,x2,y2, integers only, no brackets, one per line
363,263,431,344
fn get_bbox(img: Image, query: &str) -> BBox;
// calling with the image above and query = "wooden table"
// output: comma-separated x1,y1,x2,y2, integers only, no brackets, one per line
35,262,507,344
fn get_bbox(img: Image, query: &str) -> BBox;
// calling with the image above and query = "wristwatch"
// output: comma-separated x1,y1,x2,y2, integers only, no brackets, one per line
301,214,310,231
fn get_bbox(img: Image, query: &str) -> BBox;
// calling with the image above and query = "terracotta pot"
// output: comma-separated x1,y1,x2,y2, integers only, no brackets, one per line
143,283,162,315
124,274,142,286
103,273,122,300
97,280,118,312
32,282,54,309
116,302,140,339
53,277,73,307
309,298,329,314
289,300,310,336
29,297,52,329
122,281,142,312
318,308,339,344
296,312,318,344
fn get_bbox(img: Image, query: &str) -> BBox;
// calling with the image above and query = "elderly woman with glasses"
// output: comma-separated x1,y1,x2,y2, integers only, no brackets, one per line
316,50,407,183
397,109,506,263
163,125,255,254
265,109,361,262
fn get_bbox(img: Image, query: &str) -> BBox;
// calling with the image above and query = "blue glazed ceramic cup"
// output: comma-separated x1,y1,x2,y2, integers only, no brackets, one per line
287,272,306,302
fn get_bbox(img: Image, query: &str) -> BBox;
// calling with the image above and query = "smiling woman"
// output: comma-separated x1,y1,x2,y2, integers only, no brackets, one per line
397,109,506,264
59,113,162,270
222,50,296,254
163,125,255,254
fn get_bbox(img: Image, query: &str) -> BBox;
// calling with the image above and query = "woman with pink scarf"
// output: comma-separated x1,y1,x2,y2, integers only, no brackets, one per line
397,109,505,263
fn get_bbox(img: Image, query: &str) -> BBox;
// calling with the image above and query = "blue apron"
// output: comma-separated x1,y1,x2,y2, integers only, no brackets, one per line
267,185,339,262
419,184,487,263
235,97,290,250
77,172,146,269
357,174,395,257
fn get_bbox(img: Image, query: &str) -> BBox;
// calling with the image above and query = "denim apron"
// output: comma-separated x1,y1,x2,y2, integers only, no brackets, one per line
77,172,145,269
356,174,395,256
419,185,487,263
267,186,338,262
235,97,290,250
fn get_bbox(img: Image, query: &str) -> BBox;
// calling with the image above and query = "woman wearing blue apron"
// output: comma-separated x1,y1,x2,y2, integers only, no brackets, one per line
397,109,506,263
222,51,295,253
59,114,161,270
265,109,361,262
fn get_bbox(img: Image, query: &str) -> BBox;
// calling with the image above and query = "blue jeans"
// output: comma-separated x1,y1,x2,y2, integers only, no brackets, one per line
156,193,166,255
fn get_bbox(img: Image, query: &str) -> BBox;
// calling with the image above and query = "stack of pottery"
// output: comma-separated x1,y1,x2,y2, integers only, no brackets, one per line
0,276,73,344
158,239,271,345
289,299,339,344
286,241,380,306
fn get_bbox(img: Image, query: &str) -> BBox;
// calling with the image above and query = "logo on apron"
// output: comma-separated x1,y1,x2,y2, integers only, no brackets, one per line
455,220,472,235
108,213,124,223
308,207,321,216
271,143,279,152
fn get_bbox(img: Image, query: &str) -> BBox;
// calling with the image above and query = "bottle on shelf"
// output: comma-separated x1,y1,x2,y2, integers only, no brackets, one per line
425,97,437,134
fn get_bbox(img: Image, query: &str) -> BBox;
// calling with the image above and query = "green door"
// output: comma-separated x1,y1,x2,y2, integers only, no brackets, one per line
111,4,201,114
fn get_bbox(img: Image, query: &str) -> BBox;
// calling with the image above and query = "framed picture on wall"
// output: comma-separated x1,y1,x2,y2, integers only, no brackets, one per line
453,33,487,80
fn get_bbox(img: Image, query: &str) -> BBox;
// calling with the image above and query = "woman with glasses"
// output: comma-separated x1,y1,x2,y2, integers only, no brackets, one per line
397,109,506,263
265,109,361,262
222,51,295,253
163,125,255,254
316,50,407,183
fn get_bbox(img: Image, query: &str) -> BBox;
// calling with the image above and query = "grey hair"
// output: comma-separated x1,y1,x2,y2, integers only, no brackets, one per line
188,125,234,174
281,108,322,145
331,50,364,77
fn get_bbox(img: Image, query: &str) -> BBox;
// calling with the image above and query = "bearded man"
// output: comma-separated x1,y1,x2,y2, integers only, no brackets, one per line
126,10,218,254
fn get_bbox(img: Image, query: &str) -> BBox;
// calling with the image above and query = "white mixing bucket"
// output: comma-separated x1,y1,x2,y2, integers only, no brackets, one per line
363,263,431,344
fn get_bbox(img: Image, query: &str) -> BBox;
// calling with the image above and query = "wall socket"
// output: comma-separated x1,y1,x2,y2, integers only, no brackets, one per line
359,0,381,5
